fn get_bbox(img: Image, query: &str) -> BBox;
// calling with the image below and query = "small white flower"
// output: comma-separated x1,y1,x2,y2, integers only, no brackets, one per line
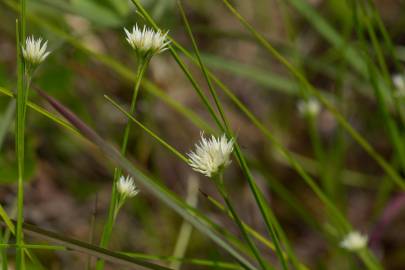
22,36,50,65
124,24,170,56
117,175,139,198
392,74,405,98
188,133,234,178
340,231,368,251
297,98,321,116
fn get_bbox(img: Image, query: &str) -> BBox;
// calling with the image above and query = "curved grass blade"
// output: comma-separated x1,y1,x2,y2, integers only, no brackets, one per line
0,220,172,270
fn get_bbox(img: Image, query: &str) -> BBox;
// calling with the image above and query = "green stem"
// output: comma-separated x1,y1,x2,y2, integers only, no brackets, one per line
214,174,272,270
95,58,149,270
15,13,27,270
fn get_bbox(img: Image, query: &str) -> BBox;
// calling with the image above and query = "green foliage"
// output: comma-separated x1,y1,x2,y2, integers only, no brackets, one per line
0,0,405,269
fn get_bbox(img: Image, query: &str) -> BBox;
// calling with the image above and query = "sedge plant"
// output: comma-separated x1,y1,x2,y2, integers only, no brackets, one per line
95,24,170,270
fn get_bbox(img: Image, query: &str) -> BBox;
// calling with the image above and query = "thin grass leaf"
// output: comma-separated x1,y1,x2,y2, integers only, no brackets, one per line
0,220,173,270
0,244,66,250
15,18,26,270
0,86,80,137
105,96,188,163
123,253,244,270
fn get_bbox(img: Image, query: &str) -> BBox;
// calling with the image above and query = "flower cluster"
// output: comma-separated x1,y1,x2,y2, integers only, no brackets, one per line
124,24,170,58
297,98,321,117
188,133,234,178
117,175,139,199
393,74,405,98
340,231,368,251
22,36,50,67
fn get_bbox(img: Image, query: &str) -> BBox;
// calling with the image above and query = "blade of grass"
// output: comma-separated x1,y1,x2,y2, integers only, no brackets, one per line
15,18,26,270
354,0,405,171
0,244,66,250
123,253,244,270
0,86,80,137
0,220,173,270
104,95,187,163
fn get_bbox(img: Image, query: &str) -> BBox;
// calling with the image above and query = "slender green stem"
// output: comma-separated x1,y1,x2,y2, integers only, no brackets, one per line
105,96,188,163
0,229,7,270
355,1,405,172
214,173,272,270
15,15,27,270
96,58,149,270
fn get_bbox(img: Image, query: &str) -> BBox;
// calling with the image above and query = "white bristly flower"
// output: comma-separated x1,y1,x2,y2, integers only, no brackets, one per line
117,175,139,198
392,74,405,98
340,231,368,251
297,98,321,117
124,24,170,57
188,133,234,178
22,36,50,66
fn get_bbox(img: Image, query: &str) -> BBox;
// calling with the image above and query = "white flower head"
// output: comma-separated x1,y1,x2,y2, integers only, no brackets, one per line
22,36,50,66
117,175,139,198
392,74,405,98
124,24,170,57
297,98,321,117
340,231,368,251
188,133,234,178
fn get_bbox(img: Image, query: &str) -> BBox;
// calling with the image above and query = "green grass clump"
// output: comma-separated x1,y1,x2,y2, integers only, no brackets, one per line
0,0,404,269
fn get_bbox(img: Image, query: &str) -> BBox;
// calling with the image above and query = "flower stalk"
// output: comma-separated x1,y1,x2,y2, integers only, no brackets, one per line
96,25,169,269
95,59,147,270
16,32,49,270
212,173,270,270
188,134,271,270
